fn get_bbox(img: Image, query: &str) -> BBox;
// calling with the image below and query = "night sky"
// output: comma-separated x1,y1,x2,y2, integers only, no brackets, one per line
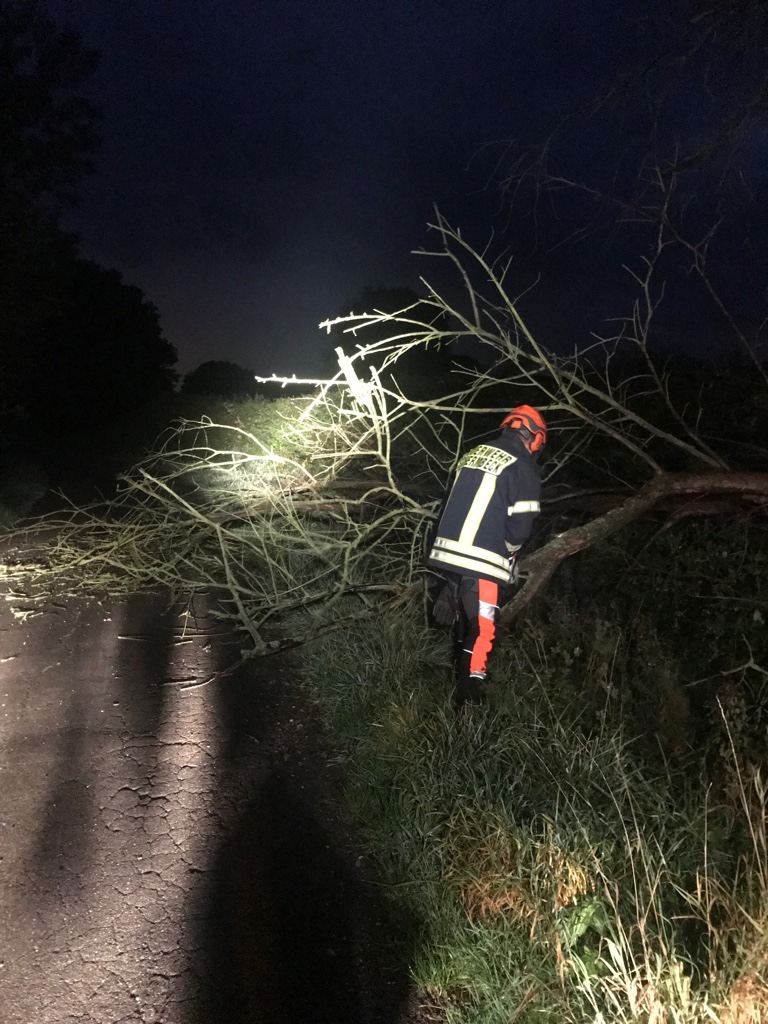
41,1,767,376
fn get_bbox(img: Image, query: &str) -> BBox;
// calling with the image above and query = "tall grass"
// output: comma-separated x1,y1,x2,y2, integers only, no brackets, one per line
303,605,768,1023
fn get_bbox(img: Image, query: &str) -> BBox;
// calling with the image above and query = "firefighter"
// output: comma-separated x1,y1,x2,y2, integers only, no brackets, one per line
428,405,546,706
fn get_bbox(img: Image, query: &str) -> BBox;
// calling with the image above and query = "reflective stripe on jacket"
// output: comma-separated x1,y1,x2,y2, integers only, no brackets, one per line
427,429,541,582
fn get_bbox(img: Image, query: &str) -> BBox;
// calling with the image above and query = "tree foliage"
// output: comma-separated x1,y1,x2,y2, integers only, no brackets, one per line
182,360,259,400
0,0,100,343
24,259,177,431
0,0,101,207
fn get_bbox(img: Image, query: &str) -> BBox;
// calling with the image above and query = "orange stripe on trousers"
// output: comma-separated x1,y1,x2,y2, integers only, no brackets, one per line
469,578,498,674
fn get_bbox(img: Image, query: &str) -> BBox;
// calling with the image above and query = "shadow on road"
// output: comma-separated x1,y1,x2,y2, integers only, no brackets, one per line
203,770,415,1024
113,591,176,737
30,686,95,891
192,641,418,1024
30,593,174,895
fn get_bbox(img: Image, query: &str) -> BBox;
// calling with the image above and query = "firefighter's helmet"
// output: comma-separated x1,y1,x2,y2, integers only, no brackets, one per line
500,405,547,453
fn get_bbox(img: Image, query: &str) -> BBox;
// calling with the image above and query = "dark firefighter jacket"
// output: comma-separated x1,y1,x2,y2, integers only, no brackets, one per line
427,428,541,583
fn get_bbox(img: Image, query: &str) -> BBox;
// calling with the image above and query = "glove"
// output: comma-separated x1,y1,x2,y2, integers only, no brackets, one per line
433,580,459,626
508,555,520,586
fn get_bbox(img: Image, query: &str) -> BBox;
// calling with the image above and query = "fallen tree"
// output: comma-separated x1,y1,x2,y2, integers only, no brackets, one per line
5,213,766,652
306,211,768,627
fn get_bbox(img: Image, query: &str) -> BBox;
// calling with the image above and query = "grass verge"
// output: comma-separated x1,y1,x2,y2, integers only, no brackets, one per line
303,606,768,1023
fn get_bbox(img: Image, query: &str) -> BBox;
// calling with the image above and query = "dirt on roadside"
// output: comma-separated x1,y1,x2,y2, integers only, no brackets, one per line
0,570,430,1024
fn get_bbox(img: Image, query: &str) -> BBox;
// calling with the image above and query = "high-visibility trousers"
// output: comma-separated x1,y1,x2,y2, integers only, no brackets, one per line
457,576,500,683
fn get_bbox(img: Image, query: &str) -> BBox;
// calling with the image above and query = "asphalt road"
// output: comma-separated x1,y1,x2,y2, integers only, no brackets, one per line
0,586,419,1024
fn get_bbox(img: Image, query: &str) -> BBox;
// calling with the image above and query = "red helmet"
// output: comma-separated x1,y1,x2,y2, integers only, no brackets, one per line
500,405,547,452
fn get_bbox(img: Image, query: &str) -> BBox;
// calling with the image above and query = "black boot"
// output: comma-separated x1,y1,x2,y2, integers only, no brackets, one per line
454,672,486,707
